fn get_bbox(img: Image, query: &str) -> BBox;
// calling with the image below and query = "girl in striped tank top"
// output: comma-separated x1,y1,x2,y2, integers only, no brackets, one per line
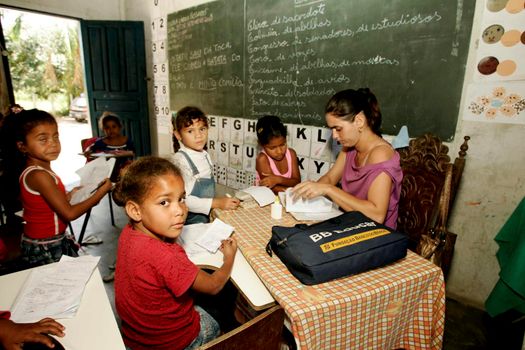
13,109,112,266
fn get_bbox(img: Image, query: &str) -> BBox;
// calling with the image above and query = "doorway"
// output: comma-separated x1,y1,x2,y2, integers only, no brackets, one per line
0,7,90,187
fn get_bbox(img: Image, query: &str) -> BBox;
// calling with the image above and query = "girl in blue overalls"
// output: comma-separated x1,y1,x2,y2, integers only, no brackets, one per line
171,106,240,224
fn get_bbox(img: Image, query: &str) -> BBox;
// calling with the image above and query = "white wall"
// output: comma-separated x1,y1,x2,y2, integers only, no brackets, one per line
7,0,525,309
445,0,525,308
0,0,124,20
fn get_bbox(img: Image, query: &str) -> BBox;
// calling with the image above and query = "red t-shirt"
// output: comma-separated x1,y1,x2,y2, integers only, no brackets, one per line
115,225,200,350
19,166,67,238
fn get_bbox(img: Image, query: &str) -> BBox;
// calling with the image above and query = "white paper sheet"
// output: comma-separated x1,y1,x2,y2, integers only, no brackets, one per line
177,223,211,256
279,191,343,221
241,186,275,207
195,219,234,253
284,188,333,213
10,255,100,323
70,157,115,205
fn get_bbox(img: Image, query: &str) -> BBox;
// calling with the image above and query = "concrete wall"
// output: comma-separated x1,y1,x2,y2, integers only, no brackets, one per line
6,0,525,309
0,0,124,20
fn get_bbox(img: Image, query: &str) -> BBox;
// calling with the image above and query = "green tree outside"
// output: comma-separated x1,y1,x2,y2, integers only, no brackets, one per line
1,9,84,116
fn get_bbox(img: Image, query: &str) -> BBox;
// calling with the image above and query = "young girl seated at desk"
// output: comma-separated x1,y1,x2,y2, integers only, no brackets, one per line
171,106,239,224
255,115,301,194
89,112,135,181
12,109,112,266
112,156,237,350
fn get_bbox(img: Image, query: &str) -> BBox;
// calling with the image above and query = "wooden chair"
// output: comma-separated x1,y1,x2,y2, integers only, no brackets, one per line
198,305,285,350
396,133,469,277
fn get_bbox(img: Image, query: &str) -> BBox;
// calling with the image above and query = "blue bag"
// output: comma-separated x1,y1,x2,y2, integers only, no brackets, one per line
266,211,408,285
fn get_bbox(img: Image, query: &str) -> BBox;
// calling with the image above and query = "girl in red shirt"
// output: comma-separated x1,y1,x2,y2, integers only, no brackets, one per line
112,156,237,350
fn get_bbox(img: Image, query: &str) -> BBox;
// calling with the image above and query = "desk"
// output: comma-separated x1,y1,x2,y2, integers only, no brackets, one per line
215,206,446,350
0,266,125,350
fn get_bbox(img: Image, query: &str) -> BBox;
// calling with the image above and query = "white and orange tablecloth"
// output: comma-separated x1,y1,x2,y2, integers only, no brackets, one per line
216,205,445,350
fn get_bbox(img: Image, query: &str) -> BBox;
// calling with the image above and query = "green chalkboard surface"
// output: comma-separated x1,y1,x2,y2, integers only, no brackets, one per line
168,0,475,140
167,0,244,116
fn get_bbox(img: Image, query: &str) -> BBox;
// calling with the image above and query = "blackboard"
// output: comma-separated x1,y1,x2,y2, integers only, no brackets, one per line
168,0,475,140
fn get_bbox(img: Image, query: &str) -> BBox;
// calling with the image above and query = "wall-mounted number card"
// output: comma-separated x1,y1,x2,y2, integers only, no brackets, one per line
152,61,169,80
152,40,167,63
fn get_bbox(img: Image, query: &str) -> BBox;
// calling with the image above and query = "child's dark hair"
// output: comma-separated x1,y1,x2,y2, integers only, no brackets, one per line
99,111,123,130
112,156,182,209
13,109,57,144
325,88,382,136
256,115,287,146
172,106,209,152
0,109,57,211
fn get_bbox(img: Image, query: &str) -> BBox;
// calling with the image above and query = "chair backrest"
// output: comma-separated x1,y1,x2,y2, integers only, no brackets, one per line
396,133,469,251
198,305,285,350
80,137,99,163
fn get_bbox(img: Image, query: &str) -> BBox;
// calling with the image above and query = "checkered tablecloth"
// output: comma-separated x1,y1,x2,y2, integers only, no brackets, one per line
216,206,445,350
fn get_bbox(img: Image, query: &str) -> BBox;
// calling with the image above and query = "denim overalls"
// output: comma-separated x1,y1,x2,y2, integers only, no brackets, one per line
179,150,215,225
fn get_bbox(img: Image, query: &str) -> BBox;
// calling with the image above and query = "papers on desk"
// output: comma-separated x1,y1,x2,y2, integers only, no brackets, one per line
70,157,115,205
240,186,275,207
10,255,100,323
178,219,234,254
280,189,343,221
284,188,333,213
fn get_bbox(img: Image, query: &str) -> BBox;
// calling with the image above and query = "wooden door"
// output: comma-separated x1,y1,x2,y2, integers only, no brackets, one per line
80,20,150,156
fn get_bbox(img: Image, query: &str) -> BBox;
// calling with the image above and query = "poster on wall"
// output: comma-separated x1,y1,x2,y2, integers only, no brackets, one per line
463,81,525,124
474,0,525,82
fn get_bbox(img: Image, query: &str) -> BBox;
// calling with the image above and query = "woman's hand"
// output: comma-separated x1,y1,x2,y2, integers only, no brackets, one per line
0,318,65,350
292,181,331,199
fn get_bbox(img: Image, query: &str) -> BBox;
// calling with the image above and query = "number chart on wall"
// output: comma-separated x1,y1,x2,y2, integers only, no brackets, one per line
151,1,171,135
167,0,475,141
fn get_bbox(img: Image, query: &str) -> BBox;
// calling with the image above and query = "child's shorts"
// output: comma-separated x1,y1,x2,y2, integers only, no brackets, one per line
21,233,79,266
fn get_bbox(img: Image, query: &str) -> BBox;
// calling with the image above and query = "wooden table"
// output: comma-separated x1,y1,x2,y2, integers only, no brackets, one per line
215,205,446,350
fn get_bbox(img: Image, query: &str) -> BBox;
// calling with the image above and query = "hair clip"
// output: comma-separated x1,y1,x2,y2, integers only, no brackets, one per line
257,128,263,134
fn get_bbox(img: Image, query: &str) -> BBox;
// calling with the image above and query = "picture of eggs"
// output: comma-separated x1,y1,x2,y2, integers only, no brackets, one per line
477,56,500,75
482,24,505,43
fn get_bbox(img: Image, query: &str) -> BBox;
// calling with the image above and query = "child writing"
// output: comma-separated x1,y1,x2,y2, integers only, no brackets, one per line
171,106,239,224
255,115,301,194
13,109,112,266
112,156,237,350
88,112,135,181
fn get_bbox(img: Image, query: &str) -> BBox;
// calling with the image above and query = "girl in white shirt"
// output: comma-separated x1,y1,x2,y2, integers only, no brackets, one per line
171,106,240,224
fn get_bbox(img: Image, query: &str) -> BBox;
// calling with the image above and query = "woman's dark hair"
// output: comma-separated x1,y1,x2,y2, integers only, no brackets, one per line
112,156,182,209
99,112,123,130
325,88,382,136
171,106,209,152
256,115,287,146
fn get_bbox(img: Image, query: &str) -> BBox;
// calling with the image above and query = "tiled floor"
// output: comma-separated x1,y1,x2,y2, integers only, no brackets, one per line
3,196,525,349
